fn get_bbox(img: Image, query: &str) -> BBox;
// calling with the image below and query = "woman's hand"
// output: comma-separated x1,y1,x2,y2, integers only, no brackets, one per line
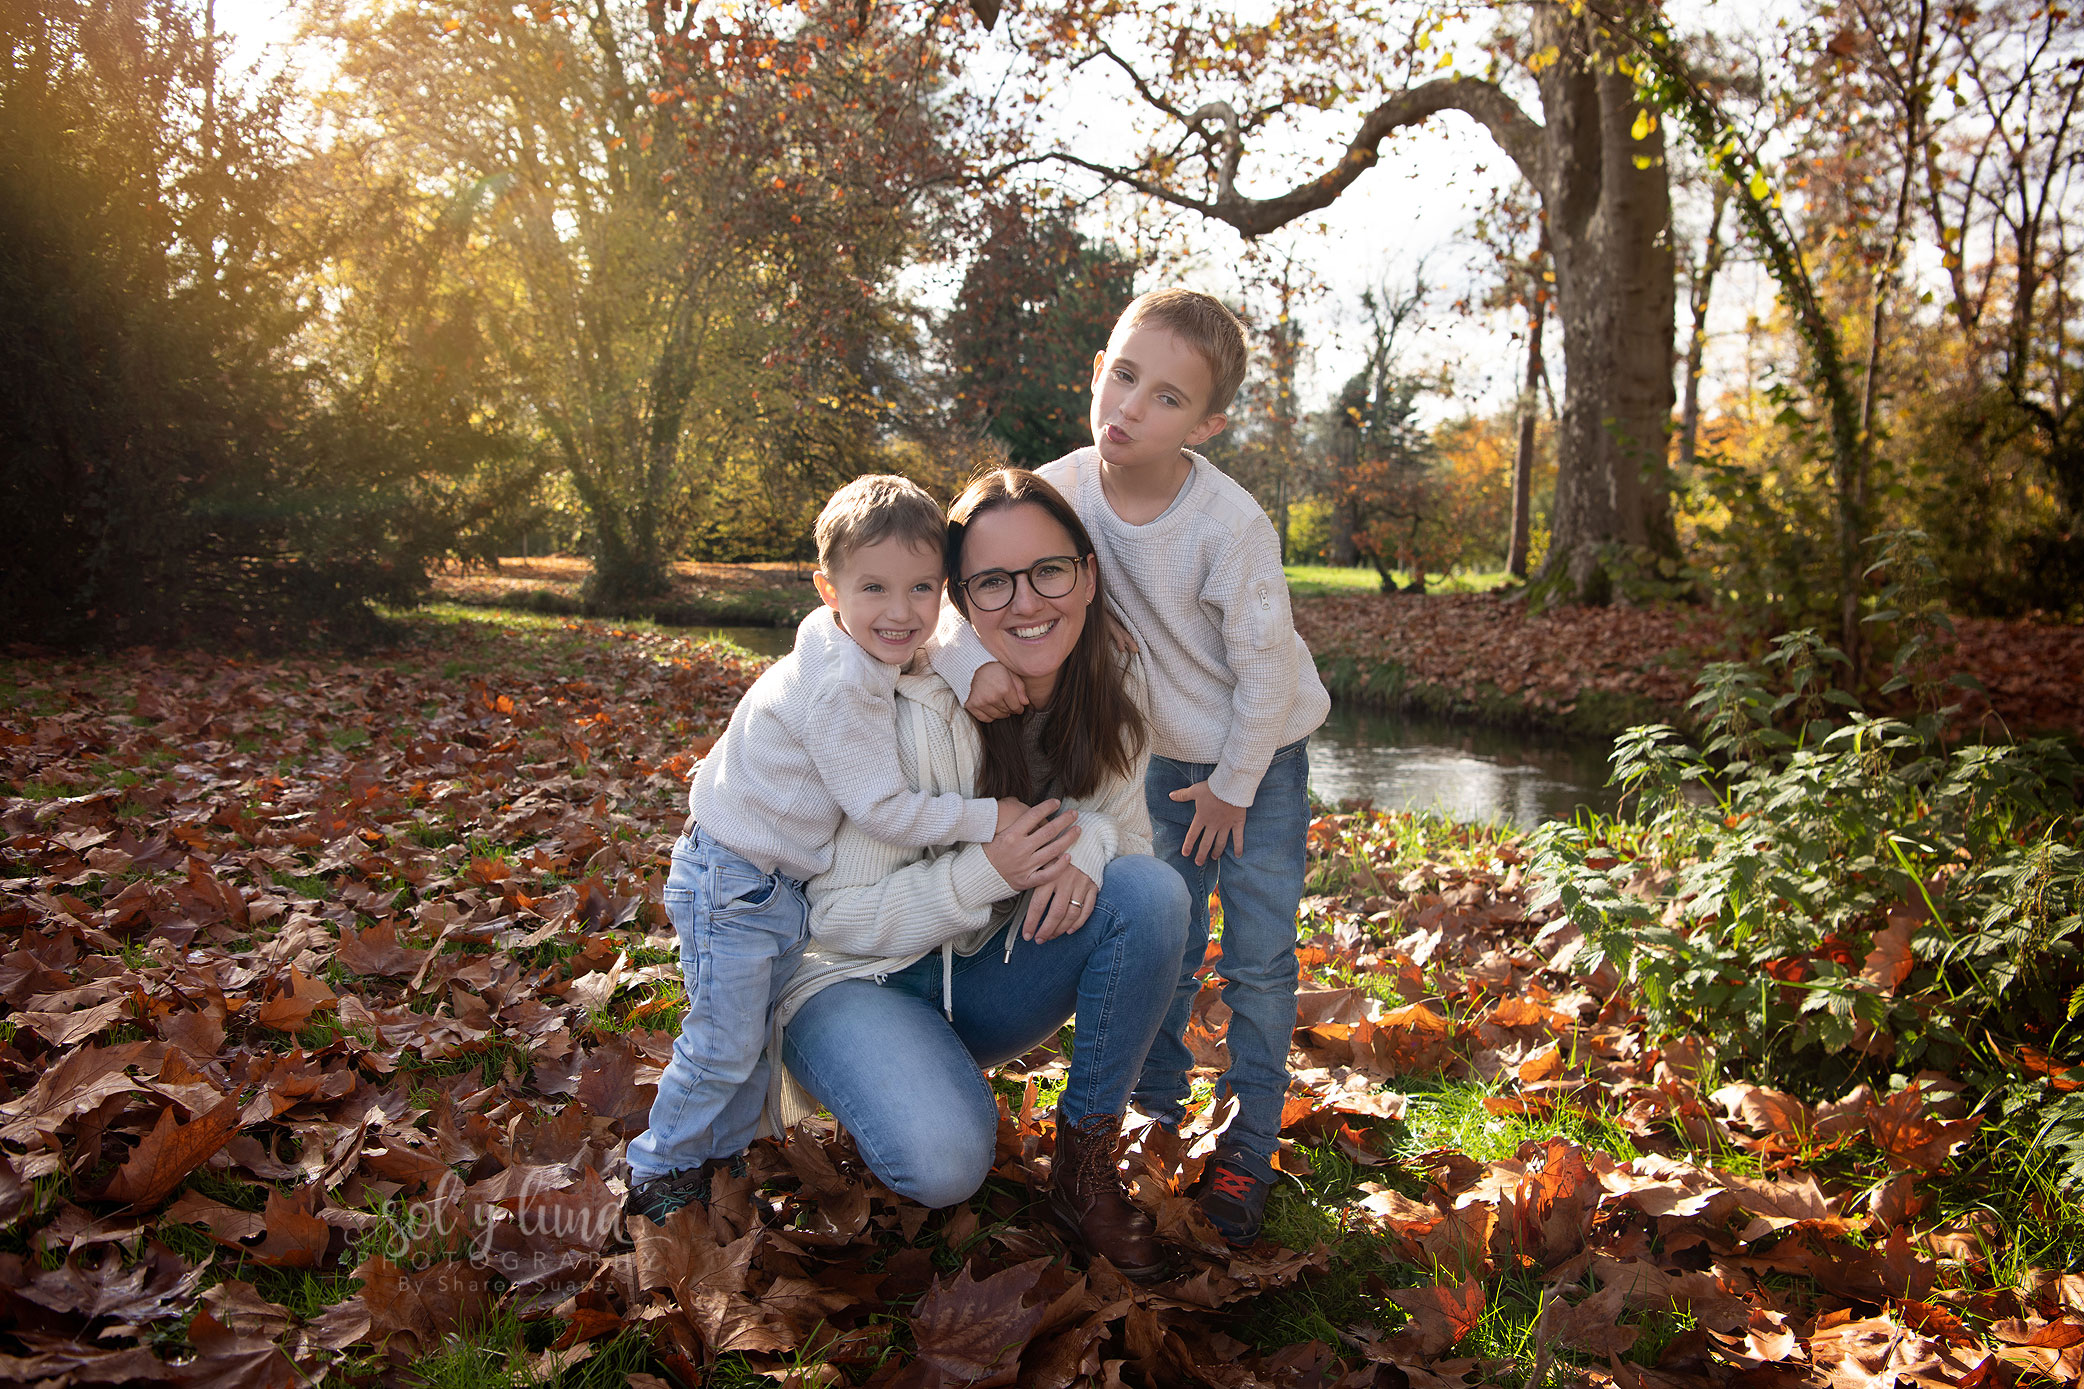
1023,863,1097,943
983,799,1077,889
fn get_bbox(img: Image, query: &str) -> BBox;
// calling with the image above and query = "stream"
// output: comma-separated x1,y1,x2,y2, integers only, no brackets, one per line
688,626,1622,830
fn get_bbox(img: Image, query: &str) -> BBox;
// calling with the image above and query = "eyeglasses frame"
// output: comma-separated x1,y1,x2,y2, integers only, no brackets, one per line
957,553,1092,612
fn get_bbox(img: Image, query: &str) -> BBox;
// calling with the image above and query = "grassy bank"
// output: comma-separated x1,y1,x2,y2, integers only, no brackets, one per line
429,555,816,628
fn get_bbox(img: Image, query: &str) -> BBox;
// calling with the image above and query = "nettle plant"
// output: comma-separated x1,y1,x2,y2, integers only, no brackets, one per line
1530,547,2081,1110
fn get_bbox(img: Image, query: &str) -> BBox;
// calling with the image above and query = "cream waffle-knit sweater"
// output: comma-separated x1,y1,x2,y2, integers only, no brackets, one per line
932,448,1328,808
761,664,1151,1133
688,607,1000,882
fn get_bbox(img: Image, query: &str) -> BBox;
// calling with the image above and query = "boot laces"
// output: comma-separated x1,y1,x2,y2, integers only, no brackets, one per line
1067,1116,1122,1187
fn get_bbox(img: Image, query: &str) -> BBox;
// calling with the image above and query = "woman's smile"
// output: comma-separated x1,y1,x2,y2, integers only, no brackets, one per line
960,503,1095,707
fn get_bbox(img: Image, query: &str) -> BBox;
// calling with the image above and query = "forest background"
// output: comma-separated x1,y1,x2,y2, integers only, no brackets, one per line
6,0,2080,658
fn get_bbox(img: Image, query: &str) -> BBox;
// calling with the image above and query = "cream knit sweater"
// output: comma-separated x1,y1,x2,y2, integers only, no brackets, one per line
761,665,1151,1133
932,448,1329,808
688,607,1000,882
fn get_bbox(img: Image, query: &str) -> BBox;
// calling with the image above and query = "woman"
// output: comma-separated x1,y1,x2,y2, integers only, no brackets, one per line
766,469,1190,1282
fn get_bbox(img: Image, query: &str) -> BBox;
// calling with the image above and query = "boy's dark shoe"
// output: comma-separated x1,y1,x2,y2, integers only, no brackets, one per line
1193,1155,1272,1249
623,1154,748,1230
624,1167,714,1229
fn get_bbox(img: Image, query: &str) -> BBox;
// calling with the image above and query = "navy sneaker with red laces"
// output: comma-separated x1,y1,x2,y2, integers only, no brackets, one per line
1195,1154,1273,1248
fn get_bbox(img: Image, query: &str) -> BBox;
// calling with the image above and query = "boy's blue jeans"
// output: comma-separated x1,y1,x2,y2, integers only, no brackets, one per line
1131,737,1311,1182
627,828,808,1187
781,854,1189,1208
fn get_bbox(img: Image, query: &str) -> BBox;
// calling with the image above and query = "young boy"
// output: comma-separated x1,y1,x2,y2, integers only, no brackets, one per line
626,474,1019,1223
932,290,1329,1246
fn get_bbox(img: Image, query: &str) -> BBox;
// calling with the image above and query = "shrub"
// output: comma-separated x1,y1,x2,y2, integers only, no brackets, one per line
1529,627,2083,1169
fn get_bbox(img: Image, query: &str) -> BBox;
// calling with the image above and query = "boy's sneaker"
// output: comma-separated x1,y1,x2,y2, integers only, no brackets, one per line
623,1154,748,1229
1194,1155,1272,1248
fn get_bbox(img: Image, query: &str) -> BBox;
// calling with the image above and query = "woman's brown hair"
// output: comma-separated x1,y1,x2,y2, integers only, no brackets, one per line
944,469,1147,802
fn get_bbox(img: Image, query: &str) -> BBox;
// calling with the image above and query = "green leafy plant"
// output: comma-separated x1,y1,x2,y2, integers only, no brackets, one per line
1531,624,2082,1150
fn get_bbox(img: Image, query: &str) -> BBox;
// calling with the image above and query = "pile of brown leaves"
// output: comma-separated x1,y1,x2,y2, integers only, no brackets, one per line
1294,592,2084,739
1292,594,1721,722
0,614,2077,1387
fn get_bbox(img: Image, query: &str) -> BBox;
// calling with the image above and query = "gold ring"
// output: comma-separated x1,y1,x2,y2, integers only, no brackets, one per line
1070,898,1083,907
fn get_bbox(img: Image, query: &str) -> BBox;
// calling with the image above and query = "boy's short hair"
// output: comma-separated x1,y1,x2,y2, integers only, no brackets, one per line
1114,289,1250,416
815,474,946,573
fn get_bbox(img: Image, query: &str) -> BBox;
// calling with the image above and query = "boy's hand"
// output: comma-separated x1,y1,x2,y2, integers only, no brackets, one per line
1024,863,1097,943
1170,781,1247,866
992,797,1030,838
1104,610,1139,655
983,799,1078,889
965,663,1028,722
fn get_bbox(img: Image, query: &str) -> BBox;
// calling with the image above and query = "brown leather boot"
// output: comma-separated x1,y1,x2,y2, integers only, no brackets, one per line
1049,1113,1169,1283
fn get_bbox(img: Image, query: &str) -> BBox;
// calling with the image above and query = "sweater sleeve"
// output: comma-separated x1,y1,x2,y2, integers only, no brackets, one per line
923,600,995,705
807,839,1013,958
803,676,999,847
806,691,1016,957
1206,517,1306,808
1064,758,1154,885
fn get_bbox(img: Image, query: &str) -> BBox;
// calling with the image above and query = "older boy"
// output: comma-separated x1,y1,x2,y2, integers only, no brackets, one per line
627,475,1021,1223
933,290,1329,1247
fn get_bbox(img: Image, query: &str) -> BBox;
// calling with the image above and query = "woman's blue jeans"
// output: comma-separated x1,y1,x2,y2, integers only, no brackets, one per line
781,854,1189,1209
1131,737,1312,1182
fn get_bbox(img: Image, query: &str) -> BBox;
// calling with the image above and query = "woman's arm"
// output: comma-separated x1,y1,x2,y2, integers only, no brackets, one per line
1062,757,1153,884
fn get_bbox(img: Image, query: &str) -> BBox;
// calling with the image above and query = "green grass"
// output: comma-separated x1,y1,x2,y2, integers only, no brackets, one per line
1283,565,1516,597
1235,1143,1406,1351
1283,565,1386,597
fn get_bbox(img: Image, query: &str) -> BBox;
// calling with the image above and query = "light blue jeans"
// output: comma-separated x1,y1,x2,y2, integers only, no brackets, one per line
781,854,1189,1208
1131,737,1311,1182
627,829,809,1186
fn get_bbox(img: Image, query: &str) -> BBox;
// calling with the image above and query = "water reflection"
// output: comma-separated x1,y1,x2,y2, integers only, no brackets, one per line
1305,701,1621,830
686,626,1621,830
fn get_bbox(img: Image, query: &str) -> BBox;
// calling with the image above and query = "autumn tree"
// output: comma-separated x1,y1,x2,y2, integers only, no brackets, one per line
1222,252,1312,560
318,0,957,597
946,208,1140,466
985,0,1682,603
1322,276,1439,591
1,0,468,647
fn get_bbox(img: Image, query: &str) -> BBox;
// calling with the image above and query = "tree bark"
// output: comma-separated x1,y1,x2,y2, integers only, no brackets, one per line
1528,5,1678,600
1507,238,1548,580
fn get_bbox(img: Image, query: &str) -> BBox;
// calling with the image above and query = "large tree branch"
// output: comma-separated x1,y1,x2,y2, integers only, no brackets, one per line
1047,76,1545,238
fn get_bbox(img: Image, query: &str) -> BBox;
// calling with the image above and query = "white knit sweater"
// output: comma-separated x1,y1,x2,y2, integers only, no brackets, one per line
762,666,1152,1132
688,607,1000,882
933,448,1329,807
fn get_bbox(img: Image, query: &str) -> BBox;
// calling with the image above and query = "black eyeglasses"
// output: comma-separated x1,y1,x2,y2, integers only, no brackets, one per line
959,555,1088,612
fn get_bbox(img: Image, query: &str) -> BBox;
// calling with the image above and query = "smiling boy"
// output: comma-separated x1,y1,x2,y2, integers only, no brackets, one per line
626,474,1024,1225
932,290,1330,1247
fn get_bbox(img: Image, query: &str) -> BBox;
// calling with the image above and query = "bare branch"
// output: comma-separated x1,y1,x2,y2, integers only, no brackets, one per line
1051,76,1544,238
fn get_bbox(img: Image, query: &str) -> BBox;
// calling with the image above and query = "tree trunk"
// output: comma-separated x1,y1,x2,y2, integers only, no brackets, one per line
1507,262,1545,580
1530,5,1678,602
1676,182,1728,473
